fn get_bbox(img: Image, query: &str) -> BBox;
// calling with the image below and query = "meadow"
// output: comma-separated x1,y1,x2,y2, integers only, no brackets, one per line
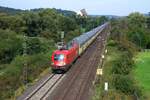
134,52,150,99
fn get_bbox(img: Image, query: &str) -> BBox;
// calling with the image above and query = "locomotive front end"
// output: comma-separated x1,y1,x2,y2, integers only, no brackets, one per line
51,50,68,70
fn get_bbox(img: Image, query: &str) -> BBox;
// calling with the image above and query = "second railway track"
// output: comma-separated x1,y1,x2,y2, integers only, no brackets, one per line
24,74,64,100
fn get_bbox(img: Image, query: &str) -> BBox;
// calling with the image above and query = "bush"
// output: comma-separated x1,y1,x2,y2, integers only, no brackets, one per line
0,52,51,99
112,61,130,75
113,75,134,94
111,56,133,75
0,29,23,64
110,43,137,96
107,40,117,46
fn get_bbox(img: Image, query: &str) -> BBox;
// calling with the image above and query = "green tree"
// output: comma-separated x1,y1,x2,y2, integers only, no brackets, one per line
127,12,146,29
0,29,23,64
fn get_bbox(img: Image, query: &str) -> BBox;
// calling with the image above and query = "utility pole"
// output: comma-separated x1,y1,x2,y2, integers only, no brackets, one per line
61,31,64,44
56,31,65,50
23,35,28,86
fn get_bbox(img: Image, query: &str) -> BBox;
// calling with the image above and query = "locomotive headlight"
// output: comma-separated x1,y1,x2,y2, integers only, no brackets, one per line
63,62,66,65
59,54,64,60
58,61,66,66
61,62,66,66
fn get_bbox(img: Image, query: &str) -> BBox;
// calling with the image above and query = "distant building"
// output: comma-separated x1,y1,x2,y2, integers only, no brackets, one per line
77,9,88,17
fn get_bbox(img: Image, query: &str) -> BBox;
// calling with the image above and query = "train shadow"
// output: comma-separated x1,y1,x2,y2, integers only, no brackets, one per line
52,69,66,74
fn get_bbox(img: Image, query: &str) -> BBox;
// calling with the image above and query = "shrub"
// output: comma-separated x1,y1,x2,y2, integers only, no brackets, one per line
112,61,129,75
0,52,51,99
0,29,23,64
112,75,134,94
107,40,117,46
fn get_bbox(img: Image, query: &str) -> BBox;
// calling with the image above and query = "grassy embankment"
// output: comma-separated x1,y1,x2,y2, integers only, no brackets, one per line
134,52,150,99
93,41,134,100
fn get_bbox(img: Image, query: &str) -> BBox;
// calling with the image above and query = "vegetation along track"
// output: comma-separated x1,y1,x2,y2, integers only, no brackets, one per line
23,74,64,100
46,28,109,100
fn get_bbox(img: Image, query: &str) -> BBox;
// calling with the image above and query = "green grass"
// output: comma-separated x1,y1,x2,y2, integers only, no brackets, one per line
134,52,150,97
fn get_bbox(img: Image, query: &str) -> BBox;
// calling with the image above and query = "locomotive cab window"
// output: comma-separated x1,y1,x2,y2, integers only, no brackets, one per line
66,41,73,50
54,54,64,61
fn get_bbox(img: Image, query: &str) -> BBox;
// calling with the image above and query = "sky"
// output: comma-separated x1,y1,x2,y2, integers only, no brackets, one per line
0,0,150,16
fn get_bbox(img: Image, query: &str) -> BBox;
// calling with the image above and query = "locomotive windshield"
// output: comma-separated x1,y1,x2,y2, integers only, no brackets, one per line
54,54,64,61
66,40,76,50
66,42,72,50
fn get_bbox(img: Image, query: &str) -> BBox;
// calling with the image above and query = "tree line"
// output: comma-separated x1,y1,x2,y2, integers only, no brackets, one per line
111,12,150,49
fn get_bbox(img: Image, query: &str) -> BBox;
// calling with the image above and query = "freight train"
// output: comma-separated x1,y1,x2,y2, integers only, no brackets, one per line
51,23,108,72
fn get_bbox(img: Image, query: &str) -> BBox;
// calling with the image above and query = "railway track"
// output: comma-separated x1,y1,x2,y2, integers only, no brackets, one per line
24,74,64,100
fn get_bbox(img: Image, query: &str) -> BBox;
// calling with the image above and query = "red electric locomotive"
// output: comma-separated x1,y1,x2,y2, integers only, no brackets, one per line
51,40,79,71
